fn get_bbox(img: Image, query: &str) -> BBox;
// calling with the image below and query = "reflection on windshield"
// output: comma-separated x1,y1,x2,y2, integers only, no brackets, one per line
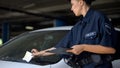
0,30,68,65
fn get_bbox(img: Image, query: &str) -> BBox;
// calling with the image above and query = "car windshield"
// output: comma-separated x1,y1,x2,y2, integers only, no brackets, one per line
0,30,69,65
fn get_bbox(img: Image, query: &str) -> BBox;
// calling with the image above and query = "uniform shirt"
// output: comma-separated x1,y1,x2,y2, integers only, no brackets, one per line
55,8,115,59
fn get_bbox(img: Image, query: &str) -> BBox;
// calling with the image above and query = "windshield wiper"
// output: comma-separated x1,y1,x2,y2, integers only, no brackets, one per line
0,56,26,62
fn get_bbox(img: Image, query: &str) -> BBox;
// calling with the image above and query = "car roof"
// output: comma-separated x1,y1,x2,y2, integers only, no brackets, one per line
30,26,73,33
115,27,120,31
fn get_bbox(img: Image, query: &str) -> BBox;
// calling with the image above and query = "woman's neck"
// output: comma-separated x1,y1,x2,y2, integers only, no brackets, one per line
82,6,90,17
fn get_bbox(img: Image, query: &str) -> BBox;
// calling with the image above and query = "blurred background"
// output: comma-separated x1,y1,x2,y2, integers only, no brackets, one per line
0,0,120,45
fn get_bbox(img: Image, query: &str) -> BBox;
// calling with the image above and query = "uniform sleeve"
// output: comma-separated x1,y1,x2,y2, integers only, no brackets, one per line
99,15,115,48
55,29,73,48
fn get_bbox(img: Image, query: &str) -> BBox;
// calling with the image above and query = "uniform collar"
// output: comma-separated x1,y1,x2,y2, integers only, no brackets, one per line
82,8,93,22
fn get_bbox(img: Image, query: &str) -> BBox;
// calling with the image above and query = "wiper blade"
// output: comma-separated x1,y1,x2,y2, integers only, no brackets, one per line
0,56,26,62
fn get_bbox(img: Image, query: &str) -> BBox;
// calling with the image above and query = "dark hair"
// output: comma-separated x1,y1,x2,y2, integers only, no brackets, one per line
83,0,95,5
67,0,95,5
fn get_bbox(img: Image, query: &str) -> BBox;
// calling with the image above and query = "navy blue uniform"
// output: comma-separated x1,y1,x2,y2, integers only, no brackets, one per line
55,8,115,68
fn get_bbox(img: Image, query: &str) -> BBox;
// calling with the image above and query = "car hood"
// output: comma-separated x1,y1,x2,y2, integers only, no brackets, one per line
0,60,50,68
0,59,71,68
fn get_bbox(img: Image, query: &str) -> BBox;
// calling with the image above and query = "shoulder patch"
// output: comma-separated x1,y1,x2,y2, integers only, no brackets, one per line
105,23,112,35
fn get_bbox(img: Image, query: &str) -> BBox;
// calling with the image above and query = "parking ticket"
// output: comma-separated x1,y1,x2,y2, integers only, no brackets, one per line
22,51,33,62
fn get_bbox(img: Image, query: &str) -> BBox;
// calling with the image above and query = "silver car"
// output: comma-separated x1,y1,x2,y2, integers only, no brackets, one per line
0,26,120,68
0,26,72,68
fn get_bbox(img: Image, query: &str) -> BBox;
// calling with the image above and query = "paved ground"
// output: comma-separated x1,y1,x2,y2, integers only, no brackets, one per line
112,59,120,68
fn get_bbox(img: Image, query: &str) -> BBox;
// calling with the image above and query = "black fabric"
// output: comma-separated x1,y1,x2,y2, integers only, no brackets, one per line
47,48,73,55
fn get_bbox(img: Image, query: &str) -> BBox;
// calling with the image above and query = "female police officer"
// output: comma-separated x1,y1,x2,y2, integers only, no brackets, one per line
31,0,116,68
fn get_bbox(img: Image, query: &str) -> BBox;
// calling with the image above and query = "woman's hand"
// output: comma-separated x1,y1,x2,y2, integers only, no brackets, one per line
67,44,85,55
31,49,45,57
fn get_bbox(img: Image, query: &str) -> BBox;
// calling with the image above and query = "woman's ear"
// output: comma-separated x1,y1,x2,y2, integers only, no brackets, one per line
78,0,84,6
